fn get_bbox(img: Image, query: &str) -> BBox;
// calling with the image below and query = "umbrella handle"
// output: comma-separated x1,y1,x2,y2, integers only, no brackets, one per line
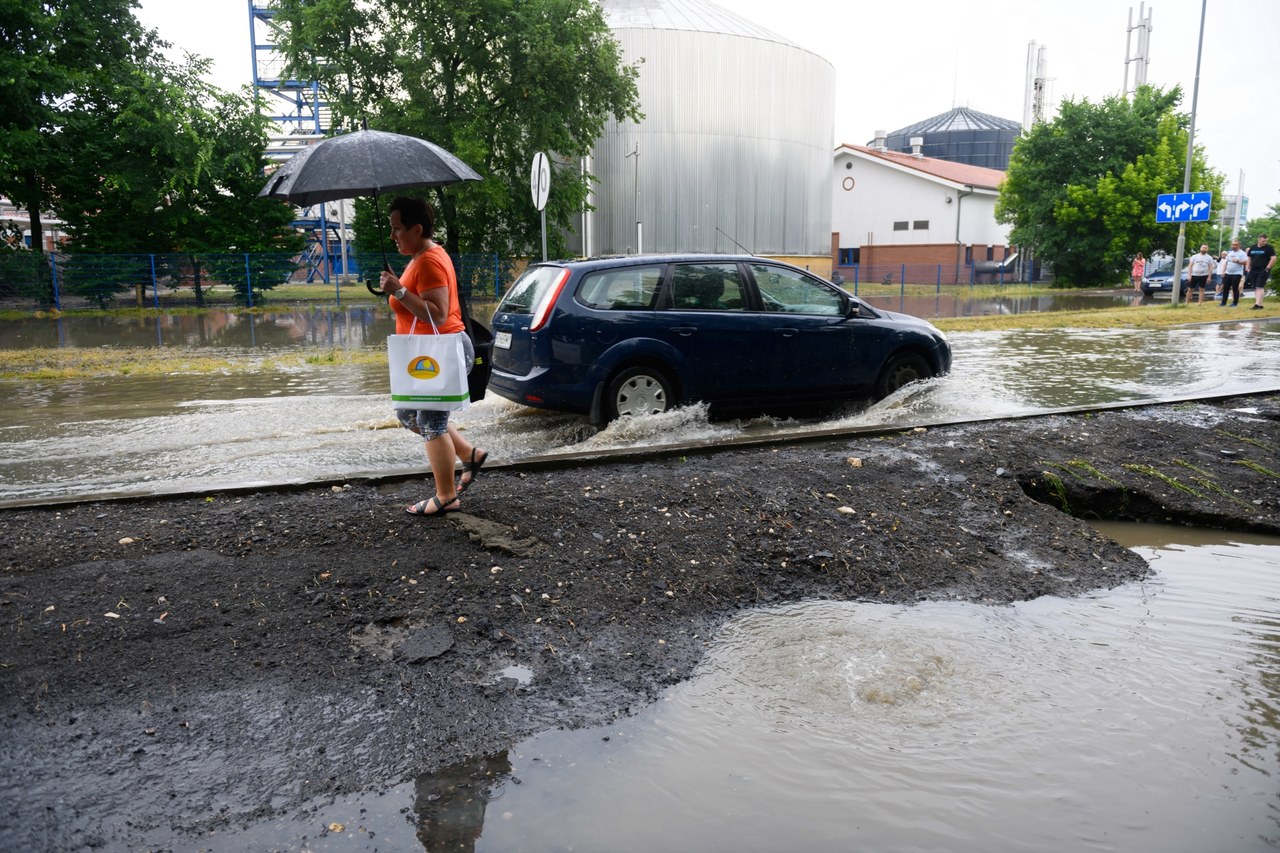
366,257,394,298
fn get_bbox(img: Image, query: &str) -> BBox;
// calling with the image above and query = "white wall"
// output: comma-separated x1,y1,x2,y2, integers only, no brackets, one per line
831,151,1010,249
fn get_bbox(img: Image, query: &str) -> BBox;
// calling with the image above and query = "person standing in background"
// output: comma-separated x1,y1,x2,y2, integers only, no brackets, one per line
1244,234,1275,310
1130,252,1146,292
1221,239,1249,307
1184,245,1215,305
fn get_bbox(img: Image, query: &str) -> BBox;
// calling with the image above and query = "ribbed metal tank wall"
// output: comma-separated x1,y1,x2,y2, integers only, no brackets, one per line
578,2,834,258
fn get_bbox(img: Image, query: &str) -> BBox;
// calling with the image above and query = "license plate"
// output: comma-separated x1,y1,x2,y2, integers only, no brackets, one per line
494,331,512,349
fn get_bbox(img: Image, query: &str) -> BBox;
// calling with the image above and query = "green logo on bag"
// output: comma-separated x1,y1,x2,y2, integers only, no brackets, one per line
407,356,440,380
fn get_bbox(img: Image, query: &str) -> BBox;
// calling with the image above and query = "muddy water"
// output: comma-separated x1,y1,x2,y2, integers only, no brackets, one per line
0,293,1138,351
1,306,393,350
3,322,1279,503
857,289,1140,318
182,525,1280,852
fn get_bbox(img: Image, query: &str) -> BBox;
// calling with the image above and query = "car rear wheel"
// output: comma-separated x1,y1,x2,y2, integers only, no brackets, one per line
874,352,933,400
606,367,673,420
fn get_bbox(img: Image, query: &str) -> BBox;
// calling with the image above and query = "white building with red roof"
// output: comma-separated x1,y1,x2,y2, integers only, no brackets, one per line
832,142,1013,284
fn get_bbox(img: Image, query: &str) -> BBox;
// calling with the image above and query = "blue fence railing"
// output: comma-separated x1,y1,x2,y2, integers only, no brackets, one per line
832,261,1028,292
0,251,519,309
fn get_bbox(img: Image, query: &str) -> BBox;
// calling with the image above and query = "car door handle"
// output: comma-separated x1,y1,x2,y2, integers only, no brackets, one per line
774,327,799,337
671,326,698,336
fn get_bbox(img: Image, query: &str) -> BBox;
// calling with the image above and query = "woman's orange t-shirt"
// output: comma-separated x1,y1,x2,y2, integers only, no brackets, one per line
391,244,465,335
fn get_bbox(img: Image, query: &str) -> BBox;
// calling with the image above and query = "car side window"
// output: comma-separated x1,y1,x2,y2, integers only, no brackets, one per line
750,264,844,315
577,266,663,310
669,263,747,311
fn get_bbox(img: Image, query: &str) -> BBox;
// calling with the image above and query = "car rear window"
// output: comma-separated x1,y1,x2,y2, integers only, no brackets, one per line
500,265,568,314
577,266,663,310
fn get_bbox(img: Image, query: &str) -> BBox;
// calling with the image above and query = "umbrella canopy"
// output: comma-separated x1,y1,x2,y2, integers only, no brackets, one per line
258,129,482,207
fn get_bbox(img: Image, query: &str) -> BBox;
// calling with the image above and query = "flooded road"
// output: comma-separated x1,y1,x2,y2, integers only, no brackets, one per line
169,524,1280,852
2,321,1279,503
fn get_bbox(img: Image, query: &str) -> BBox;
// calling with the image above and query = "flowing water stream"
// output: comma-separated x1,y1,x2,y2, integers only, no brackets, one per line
167,524,1280,852
2,321,1279,503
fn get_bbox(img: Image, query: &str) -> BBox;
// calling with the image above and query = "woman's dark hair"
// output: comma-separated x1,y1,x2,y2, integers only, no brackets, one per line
389,196,434,236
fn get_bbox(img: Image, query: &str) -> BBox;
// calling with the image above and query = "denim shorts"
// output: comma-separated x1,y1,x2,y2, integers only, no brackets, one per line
396,333,474,441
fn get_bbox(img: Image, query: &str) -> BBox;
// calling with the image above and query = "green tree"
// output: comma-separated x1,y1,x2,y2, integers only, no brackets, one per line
997,86,1222,286
0,0,160,260
1240,203,1280,247
55,55,302,305
272,0,642,257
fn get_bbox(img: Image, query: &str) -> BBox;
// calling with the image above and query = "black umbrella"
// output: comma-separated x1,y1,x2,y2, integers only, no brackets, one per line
258,128,483,278
259,129,482,207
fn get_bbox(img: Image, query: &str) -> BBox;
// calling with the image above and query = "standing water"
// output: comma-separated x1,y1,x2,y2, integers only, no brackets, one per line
180,524,1280,852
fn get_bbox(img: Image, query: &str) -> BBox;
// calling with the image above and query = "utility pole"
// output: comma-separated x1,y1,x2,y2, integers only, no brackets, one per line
1170,0,1205,306
625,144,641,254
1232,170,1245,241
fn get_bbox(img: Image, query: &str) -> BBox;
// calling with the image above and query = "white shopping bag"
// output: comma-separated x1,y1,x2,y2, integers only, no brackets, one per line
387,330,471,411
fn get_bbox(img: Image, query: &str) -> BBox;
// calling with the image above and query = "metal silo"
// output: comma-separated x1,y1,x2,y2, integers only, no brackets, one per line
880,108,1021,171
577,0,834,260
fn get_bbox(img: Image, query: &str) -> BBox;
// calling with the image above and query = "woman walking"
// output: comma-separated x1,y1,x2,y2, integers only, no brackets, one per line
379,197,488,517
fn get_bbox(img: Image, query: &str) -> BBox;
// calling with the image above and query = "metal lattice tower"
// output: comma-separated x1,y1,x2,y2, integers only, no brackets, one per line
1023,41,1049,130
248,0,344,282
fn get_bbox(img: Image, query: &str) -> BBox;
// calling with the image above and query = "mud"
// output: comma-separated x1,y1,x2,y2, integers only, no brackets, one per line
2,394,1278,849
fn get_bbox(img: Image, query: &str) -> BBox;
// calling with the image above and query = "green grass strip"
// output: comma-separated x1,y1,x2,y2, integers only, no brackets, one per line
1040,471,1072,514
1122,464,1206,498
1235,460,1280,479
1173,459,1214,479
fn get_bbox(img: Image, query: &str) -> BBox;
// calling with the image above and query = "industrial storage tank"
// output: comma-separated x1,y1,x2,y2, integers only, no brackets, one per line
879,108,1021,171
577,0,835,262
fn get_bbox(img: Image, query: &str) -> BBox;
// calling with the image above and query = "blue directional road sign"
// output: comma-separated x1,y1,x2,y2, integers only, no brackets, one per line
1156,191,1213,223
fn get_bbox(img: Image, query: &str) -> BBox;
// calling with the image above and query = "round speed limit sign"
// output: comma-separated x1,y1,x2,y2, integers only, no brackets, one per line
530,152,550,211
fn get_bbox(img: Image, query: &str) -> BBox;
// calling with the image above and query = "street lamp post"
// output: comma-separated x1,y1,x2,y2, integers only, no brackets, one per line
1170,0,1207,306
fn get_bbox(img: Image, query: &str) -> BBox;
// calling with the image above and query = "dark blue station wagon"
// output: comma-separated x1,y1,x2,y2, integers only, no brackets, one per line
488,254,952,423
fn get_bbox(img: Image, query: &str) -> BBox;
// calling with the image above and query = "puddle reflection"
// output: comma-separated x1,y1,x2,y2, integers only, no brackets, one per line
414,753,513,853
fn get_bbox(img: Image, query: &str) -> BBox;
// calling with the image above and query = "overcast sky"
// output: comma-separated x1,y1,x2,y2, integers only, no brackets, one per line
136,0,1279,216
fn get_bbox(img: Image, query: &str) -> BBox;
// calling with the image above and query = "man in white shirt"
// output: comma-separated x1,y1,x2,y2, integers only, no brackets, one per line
1185,245,1216,305
1220,239,1249,306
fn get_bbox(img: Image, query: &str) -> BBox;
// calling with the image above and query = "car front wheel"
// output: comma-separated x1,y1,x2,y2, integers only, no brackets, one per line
874,352,933,400
606,367,673,420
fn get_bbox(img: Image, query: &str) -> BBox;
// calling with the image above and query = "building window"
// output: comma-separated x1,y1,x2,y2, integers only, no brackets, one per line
913,220,929,230
838,248,857,266
986,245,994,261
892,221,908,231
964,245,973,264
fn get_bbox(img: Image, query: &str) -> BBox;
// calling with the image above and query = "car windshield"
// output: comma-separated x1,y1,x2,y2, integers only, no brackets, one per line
500,266,568,314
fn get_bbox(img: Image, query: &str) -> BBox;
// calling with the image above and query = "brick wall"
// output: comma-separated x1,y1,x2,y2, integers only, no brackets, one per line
831,238,1011,285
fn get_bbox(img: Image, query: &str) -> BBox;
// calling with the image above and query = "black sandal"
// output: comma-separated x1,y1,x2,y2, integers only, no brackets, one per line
406,495,460,517
458,448,488,493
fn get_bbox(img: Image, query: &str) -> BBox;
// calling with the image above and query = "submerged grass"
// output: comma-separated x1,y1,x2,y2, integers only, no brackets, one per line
933,299,1277,333
0,347,385,380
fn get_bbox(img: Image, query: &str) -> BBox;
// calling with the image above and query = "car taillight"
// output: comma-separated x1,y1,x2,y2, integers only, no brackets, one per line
529,269,570,332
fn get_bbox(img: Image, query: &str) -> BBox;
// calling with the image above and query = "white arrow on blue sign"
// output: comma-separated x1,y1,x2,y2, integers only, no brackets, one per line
1156,191,1213,223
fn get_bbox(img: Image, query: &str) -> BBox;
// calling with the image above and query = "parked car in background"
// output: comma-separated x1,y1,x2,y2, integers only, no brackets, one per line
489,254,952,423
1141,257,1189,297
